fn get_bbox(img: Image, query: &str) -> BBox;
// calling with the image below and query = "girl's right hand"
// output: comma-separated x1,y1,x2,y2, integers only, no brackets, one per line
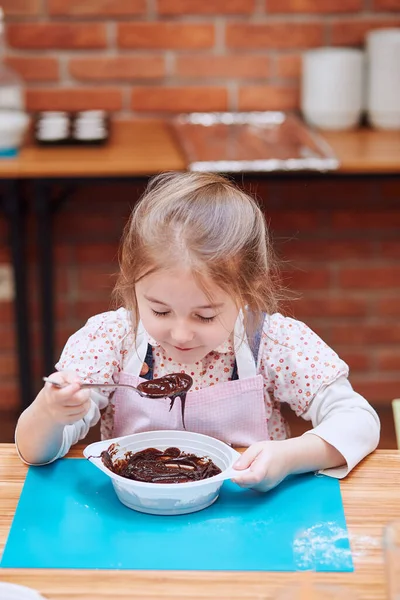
39,371,91,426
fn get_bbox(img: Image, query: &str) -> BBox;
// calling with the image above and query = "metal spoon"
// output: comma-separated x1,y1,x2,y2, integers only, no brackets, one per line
42,373,193,400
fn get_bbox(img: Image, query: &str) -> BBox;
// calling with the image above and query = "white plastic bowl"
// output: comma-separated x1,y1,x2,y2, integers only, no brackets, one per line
84,430,243,515
0,583,45,600
0,111,30,152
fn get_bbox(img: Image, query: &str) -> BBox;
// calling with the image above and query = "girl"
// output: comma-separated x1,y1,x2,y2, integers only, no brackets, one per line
16,172,380,491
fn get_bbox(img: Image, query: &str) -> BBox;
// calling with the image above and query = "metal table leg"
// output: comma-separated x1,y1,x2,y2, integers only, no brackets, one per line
34,180,55,377
2,180,33,410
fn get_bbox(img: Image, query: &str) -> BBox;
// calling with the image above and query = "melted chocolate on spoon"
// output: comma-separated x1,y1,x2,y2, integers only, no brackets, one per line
100,445,221,483
137,373,193,429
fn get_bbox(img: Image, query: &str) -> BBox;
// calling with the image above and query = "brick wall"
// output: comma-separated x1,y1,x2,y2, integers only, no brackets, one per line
2,0,400,115
0,176,399,411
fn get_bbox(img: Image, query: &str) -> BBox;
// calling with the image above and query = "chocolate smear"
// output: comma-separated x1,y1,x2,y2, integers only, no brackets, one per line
100,445,221,484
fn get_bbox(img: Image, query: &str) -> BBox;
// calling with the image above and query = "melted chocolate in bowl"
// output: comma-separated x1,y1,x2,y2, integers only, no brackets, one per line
100,444,222,484
137,373,193,429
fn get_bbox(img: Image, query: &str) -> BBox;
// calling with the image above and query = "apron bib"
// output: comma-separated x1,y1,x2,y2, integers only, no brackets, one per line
112,314,270,447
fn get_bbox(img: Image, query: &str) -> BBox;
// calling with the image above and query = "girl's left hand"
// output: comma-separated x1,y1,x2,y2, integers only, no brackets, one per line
231,441,291,492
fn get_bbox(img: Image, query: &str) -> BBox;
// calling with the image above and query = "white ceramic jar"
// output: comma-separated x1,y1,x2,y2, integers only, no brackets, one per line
301,47,365,130
366,28,400,130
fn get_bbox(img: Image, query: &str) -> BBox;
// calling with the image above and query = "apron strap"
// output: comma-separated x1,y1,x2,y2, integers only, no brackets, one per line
231,313,265,381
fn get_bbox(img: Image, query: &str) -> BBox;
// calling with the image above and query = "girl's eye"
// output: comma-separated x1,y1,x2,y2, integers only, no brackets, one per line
197,315,216,323
152,309,170,317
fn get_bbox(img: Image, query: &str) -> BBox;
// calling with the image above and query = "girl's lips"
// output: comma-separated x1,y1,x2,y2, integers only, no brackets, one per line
174,346,194,352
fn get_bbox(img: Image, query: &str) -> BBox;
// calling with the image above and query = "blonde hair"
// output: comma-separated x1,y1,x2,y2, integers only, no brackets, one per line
114,171,282,340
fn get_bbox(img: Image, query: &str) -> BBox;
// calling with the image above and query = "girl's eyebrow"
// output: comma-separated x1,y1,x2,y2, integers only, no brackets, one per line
144,295,223,310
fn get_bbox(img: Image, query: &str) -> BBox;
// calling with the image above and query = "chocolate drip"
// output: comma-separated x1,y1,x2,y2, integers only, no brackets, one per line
100,446,221,484
137,373,192,430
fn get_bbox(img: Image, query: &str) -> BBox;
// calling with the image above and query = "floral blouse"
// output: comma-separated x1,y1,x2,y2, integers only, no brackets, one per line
56,308,349,442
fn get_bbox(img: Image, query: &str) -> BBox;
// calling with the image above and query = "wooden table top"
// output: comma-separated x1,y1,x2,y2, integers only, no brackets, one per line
0,120,399,179
0,120,186,179
323,128,400,174
0,444,399,599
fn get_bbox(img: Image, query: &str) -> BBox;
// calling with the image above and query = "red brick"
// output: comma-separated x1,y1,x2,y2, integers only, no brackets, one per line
0,383,19,410
267,0,362,12
1,0,40,16
54,213,122,239
0,247,11,262
75,244,119,264
276,54,302,78
332,210,400,229
381,241,400,259
131,86,228,113
76,267,117,294
349,377,400,403
226,23,324,49
377,350,400,371
75,299,114,320
0,303,14,324
339,267,400,290
290,297,368,318
376,297,400,317
26,88,123,112
331,324,400,345
280,240,374,262
69,57,165,82
4,57,59,82
158,0,254,14
283,268,331,290
331,18,400,46
268,210,320,232
239,85,299,110
54,244,73,264
338,351,370,372
48,0,146,16
175,55,271,79
7,23,107,50
0,329,16,352
373,0,400,9
118,23,214,50
0,354,17,378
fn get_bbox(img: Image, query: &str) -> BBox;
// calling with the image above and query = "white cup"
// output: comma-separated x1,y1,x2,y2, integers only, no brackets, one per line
301,48,365,130
366,28,400,130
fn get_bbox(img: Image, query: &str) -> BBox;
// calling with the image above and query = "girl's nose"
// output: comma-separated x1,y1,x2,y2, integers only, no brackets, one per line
170,324,195,345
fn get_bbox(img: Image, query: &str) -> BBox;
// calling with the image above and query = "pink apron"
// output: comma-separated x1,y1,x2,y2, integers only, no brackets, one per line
112,315,270,447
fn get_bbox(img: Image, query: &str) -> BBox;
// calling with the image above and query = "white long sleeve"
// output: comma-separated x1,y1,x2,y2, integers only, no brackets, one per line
15,390,106,465
301,375,380,478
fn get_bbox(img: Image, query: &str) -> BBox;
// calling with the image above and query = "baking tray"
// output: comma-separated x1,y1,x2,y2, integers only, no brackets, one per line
170,112,339,172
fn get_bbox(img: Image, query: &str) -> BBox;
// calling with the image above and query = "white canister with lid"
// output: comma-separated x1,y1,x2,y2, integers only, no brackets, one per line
366,28,400,130
301,47,365,130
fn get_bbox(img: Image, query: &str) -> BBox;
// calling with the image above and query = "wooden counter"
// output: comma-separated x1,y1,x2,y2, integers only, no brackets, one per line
323,128,400,174
0,120,186,179
1,444,399,599
0,120,399,179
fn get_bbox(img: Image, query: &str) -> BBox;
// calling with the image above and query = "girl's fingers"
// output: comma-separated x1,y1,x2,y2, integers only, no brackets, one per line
54,383,81,400
66,400,91,419
233,442,263,470
232,448,271,486
63,389,90,407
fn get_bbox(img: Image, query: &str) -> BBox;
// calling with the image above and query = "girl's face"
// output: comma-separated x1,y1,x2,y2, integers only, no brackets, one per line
136,268,239,364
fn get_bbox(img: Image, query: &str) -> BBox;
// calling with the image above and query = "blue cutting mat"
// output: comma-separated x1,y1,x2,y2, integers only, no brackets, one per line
1,459,353,571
